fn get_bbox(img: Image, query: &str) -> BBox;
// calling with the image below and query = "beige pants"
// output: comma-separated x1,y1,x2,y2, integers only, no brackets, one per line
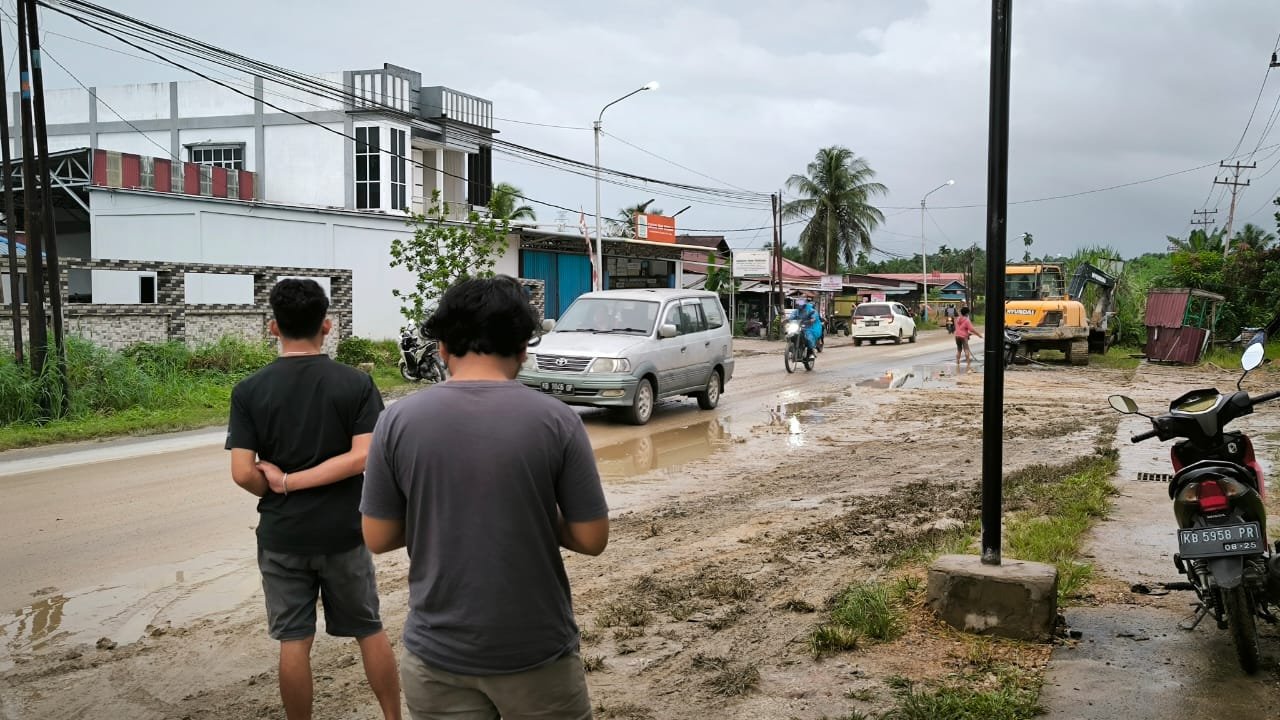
400,649,592,720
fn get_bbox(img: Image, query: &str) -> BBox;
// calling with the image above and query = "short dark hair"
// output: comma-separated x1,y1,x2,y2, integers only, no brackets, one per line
960,306,971,316
270,279,329,339
425,276,537,358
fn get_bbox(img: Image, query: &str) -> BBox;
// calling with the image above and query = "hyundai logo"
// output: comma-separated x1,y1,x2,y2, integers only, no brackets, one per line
555,357,568,367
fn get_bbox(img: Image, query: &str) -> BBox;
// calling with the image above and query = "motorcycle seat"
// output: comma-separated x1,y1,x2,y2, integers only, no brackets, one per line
1169,459,1260,499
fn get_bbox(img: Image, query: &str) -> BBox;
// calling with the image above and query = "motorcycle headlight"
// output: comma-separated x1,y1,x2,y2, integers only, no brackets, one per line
785,321,801,334
522,353,537,371
588,358,631,373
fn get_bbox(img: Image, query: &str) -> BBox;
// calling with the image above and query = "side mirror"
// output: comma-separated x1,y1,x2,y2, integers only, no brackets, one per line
1108,395,1140,415
1242,342,1265,372
659,324,678,339
541,319,556,333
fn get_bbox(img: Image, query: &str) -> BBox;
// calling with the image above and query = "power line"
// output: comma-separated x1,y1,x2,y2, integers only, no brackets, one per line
600,130,761,193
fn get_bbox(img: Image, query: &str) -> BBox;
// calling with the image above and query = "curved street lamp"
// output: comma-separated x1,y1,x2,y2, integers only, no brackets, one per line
920,179,954,319
593,81,659,291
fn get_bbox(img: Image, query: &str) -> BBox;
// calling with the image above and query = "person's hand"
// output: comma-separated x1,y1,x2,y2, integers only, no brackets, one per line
257,461,287,494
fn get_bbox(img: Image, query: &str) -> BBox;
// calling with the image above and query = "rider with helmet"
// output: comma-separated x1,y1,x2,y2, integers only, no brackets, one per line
789,296,823,355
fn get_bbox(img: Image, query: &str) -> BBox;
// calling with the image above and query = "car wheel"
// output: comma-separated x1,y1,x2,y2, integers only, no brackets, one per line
696,369,721,410
625,378,655,425
909,327,917,343
853,338,862,347
895,330,903,345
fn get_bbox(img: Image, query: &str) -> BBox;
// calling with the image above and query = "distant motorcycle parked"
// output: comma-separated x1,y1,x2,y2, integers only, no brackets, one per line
398,322,448,383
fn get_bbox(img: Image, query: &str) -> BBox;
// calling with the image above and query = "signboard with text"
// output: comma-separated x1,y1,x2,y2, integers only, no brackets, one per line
733,249,771,277
870,292,887,302
635,213,676,243
819,275,843,292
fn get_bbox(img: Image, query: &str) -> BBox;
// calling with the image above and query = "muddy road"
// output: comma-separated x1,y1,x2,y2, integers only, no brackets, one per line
6,336,1276,719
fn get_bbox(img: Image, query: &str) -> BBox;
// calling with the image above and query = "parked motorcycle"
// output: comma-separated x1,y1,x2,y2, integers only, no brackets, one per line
1108,334,1280,674
1002,328,1024,368
783,319,815,373
398,322,448,383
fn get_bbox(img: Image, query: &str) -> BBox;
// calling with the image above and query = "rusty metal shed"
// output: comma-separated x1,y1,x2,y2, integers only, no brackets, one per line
1144,288,1225,364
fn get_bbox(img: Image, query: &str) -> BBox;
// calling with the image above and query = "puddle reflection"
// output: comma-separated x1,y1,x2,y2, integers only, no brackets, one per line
769,394,838,447
594,418,733,480
857,364,956,390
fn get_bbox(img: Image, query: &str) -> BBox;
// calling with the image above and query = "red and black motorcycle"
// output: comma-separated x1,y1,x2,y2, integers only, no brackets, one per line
1109,335,1280,674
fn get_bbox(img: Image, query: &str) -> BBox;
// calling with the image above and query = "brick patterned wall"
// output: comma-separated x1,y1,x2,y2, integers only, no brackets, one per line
520,278,545,321
1,258,353,352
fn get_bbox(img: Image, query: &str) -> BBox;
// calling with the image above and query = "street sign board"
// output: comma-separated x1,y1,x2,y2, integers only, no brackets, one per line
733,249,771,277
870,292,886,302
819,274,842,292
636,213,676,243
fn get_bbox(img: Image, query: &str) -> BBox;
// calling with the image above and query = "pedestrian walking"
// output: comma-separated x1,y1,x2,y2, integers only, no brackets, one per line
954,306,983,373
227,278,402,720
361,276,609,720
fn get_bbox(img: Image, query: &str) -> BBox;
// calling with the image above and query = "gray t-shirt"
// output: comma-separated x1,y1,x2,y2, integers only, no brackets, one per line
360,380,608,675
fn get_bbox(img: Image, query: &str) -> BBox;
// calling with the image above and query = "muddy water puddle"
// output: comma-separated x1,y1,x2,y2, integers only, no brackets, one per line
856,363,958,390
1,548,258,670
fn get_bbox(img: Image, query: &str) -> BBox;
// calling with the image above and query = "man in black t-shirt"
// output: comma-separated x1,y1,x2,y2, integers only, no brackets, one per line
227,279,401,720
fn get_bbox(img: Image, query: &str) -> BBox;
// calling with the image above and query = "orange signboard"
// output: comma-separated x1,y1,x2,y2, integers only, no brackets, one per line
635,213,676,243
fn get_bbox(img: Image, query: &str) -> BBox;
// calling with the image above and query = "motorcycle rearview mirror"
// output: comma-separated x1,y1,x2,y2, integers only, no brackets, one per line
1107,394,1143,415
1239,340,1266,389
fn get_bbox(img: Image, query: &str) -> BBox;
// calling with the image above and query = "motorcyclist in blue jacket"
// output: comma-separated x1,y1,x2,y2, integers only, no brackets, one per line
789,297,822,354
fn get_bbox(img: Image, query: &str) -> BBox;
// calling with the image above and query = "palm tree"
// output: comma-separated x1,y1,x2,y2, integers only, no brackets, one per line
1232,223,1275,251
782,146,887,273
610,200,663,238
1166,228,1224,254
488,182,536,222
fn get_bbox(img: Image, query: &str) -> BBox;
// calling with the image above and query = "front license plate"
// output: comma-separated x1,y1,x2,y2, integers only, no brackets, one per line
541,382,575,394
1178,522,1263,559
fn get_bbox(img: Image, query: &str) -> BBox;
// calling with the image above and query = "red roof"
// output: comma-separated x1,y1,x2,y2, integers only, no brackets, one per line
781,259,823,279
867,272,966,284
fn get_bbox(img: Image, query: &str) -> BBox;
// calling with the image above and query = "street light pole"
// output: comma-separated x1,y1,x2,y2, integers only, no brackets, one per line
593,81,658,292
920,179,954,319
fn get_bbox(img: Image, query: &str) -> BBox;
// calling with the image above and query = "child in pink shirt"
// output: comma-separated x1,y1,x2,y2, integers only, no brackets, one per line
954,306,983,373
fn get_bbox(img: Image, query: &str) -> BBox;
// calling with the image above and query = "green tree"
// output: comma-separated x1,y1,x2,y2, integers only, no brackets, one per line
1232,222,1275,251
1165,228,1224,254
610,200,663,238
390,191,511,323
781,146,888,274
703,253,738,293
1021,232,1034,262
488,182,536,221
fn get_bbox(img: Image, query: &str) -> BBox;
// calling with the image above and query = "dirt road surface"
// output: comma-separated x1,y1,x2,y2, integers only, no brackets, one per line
2,334,1277,719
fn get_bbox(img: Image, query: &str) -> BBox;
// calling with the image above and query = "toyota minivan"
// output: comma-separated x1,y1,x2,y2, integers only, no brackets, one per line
518,289,735,425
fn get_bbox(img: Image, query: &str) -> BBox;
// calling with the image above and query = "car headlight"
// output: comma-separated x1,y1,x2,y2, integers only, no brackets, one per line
588,358,631,373
522,353,537,371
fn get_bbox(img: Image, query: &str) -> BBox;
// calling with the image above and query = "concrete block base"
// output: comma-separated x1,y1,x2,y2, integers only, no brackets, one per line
927,554,1058,641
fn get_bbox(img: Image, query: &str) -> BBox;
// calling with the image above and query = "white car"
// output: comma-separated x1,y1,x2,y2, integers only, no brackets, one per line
850,302,917,345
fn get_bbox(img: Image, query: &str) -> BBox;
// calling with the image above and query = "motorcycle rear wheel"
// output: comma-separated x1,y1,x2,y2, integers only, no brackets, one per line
784,343,796,374
1224,586,1261,674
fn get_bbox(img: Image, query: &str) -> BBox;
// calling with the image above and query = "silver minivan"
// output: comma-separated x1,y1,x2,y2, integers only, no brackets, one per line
518,289,735,425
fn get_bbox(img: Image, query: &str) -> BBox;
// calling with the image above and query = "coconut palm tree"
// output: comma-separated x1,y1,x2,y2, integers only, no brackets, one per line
1232,223,1275,251
488,182,536,222
781,146,888,273
1166,228,1224,254
610,200,663,238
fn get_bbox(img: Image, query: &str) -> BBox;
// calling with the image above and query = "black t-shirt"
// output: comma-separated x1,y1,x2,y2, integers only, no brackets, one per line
226,355,384,555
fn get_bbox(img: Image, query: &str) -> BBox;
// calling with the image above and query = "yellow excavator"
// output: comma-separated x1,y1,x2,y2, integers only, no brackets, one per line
1004,261,1120,366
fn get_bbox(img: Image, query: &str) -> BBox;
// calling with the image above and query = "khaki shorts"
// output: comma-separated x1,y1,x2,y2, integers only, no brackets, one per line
400,648,592,720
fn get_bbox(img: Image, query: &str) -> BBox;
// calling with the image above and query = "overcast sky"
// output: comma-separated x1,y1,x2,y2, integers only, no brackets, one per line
23,0,1280,261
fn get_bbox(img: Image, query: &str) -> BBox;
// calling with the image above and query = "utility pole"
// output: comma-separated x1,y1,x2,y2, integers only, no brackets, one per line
0,15,21,363
15,0,46,406
771,192,781,335
24,0,68,411
1190,208,1217,232
1215,161,1255,258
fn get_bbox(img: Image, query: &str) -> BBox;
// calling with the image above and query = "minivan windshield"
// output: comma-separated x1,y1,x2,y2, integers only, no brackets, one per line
854,303,892,317
556,298,660,335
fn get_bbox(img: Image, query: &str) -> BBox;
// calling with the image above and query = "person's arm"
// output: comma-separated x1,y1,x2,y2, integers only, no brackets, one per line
556,415,610,556
258,434,373,493
363,515,406,554
558,513,609,556
231,448,268,497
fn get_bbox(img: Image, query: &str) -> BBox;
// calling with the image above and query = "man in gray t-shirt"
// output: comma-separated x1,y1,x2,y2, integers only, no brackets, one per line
361,276,608,719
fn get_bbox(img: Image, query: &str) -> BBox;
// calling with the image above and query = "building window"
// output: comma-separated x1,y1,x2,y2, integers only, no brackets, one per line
198,165,213,196
188,143,245,170
171,162,184,193
227,171,240,199
140,156,155,189
390,128,407,211
355,126,380,209
139,275,157,304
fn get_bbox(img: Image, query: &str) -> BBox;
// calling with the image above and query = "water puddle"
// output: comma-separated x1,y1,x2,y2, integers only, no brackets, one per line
1,548,259,670
856,363,957,390
769,393,838,447
594,417,735,481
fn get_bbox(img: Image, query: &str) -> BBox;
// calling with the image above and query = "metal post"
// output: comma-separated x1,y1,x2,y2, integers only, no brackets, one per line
921,198,928,320
593,119,603,292
15,0,46,395
25,0,68,411
981,0,1014,566
0,17,21,363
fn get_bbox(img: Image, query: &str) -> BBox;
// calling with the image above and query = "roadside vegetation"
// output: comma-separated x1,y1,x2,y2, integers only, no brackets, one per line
0,335,407,451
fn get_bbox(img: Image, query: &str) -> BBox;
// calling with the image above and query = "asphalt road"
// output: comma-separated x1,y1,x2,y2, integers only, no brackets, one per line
0,330,977,614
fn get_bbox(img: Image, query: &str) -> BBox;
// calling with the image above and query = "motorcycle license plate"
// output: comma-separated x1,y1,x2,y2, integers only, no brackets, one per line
541,382,575,394
1177,522,1263,559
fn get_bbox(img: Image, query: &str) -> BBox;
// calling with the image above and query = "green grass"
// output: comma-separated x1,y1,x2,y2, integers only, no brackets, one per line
1091,344,1144,370
881,674,1043,720
808,578,915,658
1201,338,1280,370
0,336,409,451
1003,449,1118,602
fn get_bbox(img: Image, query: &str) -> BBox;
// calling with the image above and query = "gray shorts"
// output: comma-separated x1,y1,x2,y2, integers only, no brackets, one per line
256,544,383,641
400,649,592,720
